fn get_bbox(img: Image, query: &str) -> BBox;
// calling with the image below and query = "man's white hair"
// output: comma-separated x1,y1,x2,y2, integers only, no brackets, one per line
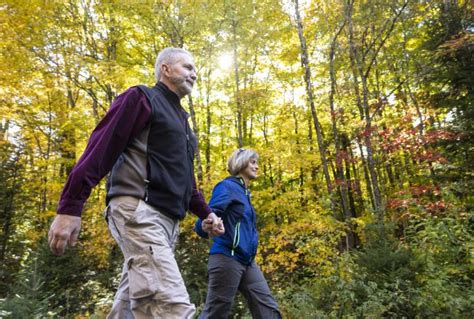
154,47,193,82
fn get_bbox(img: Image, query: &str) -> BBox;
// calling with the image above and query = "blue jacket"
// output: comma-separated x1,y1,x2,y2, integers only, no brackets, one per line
195,176,259,265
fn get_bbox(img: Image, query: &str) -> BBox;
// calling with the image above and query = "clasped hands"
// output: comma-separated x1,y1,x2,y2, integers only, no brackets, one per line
202,212,225,237
48,212,224,256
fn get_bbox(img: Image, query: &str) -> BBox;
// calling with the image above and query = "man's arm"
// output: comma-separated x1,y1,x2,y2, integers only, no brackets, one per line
49,87,151,255
57,88,151,216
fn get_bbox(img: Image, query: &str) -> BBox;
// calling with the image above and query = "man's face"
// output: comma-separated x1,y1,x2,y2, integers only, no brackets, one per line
162,53,197,98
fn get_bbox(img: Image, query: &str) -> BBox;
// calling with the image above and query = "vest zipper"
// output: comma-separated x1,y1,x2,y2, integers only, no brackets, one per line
144,179,150,201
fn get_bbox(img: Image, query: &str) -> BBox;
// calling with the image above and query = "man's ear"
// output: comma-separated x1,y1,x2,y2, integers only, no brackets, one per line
161,64,170,77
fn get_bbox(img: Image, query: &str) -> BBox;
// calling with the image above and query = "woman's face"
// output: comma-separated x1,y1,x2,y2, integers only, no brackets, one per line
240,158,258,181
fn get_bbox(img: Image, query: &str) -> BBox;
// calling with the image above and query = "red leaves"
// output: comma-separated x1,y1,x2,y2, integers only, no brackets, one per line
387,184,447,221
412,150,448,163
387,198,413,210
376,125,455,165
424,129,461,144
426,201,447,214
396,184,441,197
335,150,349,162
361,126,375,138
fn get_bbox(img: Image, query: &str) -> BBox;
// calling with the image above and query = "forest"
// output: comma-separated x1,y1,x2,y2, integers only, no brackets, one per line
0,0,473,318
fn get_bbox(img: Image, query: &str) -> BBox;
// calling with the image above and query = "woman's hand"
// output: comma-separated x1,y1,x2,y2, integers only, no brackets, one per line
203,213,225,237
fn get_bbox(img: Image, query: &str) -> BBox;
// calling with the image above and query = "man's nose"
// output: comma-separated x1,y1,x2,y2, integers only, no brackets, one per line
190,71,197,81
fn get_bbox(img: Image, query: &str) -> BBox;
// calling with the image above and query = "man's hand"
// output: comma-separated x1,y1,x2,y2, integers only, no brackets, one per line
203,212,225,237
48,214,82,256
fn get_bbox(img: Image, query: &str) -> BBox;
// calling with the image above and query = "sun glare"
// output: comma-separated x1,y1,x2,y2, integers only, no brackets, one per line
218,53,233,70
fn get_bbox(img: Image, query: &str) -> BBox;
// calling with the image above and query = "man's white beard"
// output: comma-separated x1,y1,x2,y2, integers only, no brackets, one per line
171,76,192,96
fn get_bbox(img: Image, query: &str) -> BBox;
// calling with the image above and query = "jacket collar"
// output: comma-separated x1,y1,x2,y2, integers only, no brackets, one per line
226,176,249,192
156,81,182,106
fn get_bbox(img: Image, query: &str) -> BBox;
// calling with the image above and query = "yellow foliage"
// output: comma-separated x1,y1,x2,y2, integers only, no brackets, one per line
259,214,346,277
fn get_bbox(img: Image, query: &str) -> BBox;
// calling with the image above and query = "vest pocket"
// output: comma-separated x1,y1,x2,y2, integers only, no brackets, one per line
127,250,159,300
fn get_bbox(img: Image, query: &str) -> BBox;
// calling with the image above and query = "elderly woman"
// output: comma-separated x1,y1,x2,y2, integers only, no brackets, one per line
195,148,281,319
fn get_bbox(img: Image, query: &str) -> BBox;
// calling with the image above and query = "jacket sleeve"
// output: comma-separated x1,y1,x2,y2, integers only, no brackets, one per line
208,182,233,217
194,218,209,239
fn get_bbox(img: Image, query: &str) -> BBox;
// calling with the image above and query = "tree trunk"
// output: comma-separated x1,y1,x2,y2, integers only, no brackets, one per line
231,18,243,148
187,95,204,190
307,115,318,194
293,110,305,205
0,152,20,264
328,21,354,248
205,70,212,184
360,67,384,225
60,87,77,177
293,0,335,215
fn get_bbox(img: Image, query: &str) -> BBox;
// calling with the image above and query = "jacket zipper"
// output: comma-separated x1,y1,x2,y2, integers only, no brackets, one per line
231,222,241,256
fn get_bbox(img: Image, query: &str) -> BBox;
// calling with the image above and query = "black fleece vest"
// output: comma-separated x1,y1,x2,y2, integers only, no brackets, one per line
138,83,197,219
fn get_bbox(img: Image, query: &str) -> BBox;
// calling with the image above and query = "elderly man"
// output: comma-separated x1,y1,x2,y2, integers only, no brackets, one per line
48,47,223,318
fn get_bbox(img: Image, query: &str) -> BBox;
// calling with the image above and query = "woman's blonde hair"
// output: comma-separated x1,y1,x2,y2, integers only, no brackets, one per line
227,148,259,176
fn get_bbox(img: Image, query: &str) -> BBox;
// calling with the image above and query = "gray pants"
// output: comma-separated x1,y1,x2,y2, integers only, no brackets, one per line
105,196,195,319
199,254,281,319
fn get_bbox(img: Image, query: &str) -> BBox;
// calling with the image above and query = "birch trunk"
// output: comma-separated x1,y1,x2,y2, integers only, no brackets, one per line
293,0,335,215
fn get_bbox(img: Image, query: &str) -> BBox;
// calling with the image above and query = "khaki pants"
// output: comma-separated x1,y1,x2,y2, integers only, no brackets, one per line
105,196,195,319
